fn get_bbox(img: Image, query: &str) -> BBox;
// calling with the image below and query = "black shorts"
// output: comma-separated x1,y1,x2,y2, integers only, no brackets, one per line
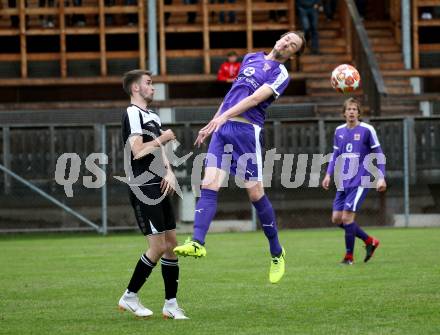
128,185,176,236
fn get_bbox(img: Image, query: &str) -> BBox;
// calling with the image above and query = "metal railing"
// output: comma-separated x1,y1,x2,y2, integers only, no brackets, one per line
1,116,440,233
1,117,440,189
341,0,387,116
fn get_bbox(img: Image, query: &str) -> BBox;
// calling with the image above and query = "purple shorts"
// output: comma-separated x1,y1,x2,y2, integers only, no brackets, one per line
205,120,263,181
333,186,369,212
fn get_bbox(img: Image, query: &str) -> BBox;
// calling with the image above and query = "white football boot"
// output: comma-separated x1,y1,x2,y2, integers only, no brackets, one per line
118,291,153,318
162,299,189,320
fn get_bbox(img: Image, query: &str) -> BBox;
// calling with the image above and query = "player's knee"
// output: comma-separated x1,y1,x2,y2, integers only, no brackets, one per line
149,242,167,259
201,184,220,192
341,214,354,224
162,247,178,260
247,187,264,202
159,242,168,255
332,216,342,225
248,193,261,202
166,239,177,252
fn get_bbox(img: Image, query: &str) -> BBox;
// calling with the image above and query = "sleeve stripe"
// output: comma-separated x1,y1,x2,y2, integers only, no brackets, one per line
127,106,143,135
263,83,279,97
369,127,380,147
268,65,289,98
361,122,381,147
333,146,339,149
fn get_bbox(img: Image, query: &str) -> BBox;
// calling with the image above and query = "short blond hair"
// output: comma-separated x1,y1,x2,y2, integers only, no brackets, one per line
342,97,363,116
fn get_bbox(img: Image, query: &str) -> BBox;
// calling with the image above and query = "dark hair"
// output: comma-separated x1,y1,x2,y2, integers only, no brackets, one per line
122,69,152,96
280,30,306,56
342,97,363,116
227,51,238,57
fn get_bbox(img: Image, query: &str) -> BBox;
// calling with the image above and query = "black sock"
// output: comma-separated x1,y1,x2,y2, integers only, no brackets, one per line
127,254,156,293
161,258,179,300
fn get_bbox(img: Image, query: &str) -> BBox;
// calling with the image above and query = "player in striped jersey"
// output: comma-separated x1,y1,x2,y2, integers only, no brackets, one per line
117,69,188,319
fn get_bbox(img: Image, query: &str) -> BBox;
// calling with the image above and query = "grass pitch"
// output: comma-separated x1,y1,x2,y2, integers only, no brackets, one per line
1,228,439,335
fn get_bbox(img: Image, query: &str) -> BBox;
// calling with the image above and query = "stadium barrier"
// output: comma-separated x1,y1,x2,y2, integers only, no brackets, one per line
1,116,440,233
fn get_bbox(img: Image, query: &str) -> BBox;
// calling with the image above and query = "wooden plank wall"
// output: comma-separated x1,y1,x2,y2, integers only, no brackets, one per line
0,0,295,83
2,1,439,84
0,0,146,78
412,0,440,69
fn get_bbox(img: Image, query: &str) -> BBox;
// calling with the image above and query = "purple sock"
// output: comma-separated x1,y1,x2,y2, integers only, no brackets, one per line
353,222,369,242
192,189,218,245
252,195,282,256
343,223,356,255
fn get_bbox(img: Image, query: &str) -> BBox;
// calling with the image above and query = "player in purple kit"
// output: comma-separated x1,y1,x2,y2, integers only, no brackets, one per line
322,98,386,265
174,31,305,283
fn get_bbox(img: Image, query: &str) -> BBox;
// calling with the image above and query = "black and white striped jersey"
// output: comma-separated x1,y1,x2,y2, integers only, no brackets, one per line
121,104,165,185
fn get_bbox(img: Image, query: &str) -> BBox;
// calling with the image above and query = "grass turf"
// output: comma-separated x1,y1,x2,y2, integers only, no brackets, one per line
0,227,439,335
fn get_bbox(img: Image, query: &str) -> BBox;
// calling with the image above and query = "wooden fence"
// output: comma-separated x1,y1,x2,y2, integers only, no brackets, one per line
1,117,440,194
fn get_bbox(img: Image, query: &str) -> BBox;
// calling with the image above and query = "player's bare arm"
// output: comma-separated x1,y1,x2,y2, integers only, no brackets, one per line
217,85,273,122
376,178,387,192
132,129,176,159
322,173,331,190
192,103,224,146
194,86,273,147
160,165,177,195
213,102,224,119
160,141,177,195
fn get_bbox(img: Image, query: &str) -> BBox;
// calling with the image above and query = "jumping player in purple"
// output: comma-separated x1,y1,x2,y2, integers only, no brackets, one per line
174,31,306,283
322,98,387,265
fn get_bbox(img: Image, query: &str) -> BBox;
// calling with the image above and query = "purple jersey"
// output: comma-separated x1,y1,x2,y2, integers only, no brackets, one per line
327,122,386,189
220,52,290,127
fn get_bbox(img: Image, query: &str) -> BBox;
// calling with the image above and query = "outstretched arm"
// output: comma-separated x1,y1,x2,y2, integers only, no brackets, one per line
213,102,223,119
194,85,274,147
216,85,273,122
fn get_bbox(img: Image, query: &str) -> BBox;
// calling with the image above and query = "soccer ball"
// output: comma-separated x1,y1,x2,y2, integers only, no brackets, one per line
330,64,361,93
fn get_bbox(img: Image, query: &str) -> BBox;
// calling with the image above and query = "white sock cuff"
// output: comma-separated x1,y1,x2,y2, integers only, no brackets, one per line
165,298,177,305
125,289,137,297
